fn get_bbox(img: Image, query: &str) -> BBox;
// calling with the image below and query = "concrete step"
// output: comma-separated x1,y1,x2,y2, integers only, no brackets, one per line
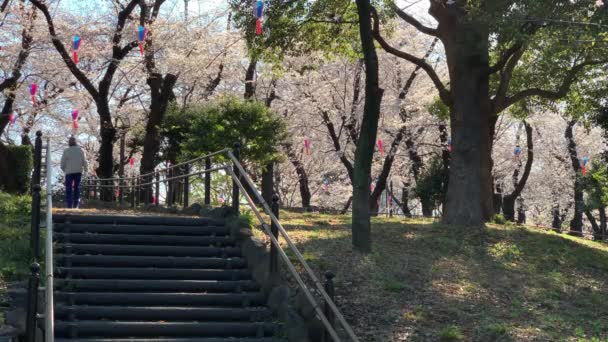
55,254,246,269
56,292,265,307
55,321,278,338
54,224,229,236
55,244,241,258
55,338,282,342
53,215,224,226
55,305,272,321
55,279,258,293
54,233,235,247
56,267,252,280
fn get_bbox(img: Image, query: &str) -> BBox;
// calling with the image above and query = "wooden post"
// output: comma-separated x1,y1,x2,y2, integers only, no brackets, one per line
204,157,211,206
155,172,160,207
232,142,241,214
322,271,336,342
183,164,190,209
269,194,280,277
25,262,40,342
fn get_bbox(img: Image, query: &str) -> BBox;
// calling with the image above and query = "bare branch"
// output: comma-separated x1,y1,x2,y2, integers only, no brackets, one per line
30,0,99,98
371,7,451,106
389,1,438,37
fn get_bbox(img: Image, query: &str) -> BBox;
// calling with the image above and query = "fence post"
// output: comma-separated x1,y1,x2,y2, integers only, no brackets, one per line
31,132,42,259
232,142,240,214
269,194,280,277
183,164,190,209
389,181,394,218
167,168,173,207
204,157,211,206
131,178,135,208
155,172,160,207
144,174,150,207
25,262,40,342
136,177,141,207
93,178,98,200
322,271,336,342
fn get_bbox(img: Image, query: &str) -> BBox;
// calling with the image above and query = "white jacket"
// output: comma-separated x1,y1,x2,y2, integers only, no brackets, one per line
61,146,87,175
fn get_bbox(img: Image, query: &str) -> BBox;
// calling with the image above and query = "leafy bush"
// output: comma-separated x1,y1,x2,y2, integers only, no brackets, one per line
162,97,287,167
414,156,446,215
0,191,31,228
492,214,507,225
0,192,31,282
2,145,33,194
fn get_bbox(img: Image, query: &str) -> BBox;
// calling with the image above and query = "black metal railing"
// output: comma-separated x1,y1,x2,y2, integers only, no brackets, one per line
26,131,43,342
82,145,239,211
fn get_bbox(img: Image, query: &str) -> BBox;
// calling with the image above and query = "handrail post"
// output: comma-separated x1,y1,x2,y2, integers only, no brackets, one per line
167,168,173,207
93,178,98,200
232,142,240,214
155,172,160,207
145,175,150,207
389,181,394,218
204,157,211,206
136,177,140,207
25,262,40,342
44,138,54,342
31,131,42,259
183,164,189,209
131,178,135,208
269,194,280,277
322,271,336,342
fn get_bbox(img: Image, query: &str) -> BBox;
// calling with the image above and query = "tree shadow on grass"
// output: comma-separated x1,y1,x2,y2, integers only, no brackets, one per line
279,217,608,342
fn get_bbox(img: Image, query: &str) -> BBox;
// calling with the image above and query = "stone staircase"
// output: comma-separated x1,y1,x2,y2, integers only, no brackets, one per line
52,214,284,342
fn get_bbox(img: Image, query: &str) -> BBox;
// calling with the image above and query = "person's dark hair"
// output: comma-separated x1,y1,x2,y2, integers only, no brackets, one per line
68,137,77,146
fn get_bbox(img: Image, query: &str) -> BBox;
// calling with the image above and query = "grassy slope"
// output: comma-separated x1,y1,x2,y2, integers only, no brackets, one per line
260,211,608,342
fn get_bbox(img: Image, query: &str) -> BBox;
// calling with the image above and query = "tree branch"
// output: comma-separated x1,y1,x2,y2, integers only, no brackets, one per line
489,42,524,74
321,110,354,181
389,1,438,37
30,0,99,98
371,7,451,106
497,59,608,112
492,45,526,114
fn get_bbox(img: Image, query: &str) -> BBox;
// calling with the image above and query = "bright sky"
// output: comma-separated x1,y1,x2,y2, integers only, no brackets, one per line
55,0,228,20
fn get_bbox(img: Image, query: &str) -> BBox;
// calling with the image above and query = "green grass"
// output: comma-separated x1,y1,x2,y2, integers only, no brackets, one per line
439,325,465,341
271,210,608,341
0,192,32,294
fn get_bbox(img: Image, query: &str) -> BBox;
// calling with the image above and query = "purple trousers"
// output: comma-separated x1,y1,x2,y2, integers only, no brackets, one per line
65,173,82,208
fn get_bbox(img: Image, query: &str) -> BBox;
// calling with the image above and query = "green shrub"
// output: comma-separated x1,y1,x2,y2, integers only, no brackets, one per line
0,192,31,227
492,214,507,224
3,145,33,194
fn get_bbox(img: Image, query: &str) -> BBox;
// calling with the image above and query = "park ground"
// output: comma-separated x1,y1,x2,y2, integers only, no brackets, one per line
252,211,608,342
0,194,607,341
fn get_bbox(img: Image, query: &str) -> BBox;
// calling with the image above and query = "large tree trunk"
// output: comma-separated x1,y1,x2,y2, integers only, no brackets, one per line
599,207,607,241
438,124,450,208
261,162,273,204
140,73,177,199
401,187,412,217
352,0,383,252
565,120,583,234
96,100,116,201
441,21,493,226
284,143,311,209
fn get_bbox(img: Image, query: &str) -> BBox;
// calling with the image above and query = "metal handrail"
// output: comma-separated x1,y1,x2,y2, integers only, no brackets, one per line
44,138,54,342
226,151,359,342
